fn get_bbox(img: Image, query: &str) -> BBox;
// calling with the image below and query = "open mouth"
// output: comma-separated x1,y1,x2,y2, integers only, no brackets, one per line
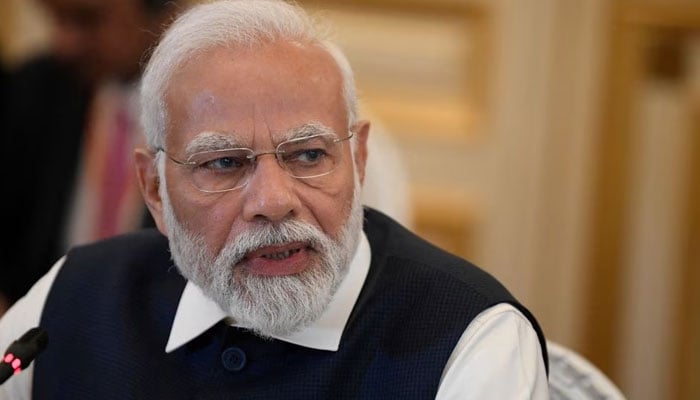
240,242,314,276
260,247,302,260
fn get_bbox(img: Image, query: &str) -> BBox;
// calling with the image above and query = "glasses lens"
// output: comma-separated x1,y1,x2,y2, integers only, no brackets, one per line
278,134,342,178
187,148,253,192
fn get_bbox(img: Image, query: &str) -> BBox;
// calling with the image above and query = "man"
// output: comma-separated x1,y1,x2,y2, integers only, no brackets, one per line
0,0,179,310
0,1,549,398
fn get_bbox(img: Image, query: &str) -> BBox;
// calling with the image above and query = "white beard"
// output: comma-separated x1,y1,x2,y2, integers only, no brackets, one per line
161,180,364,338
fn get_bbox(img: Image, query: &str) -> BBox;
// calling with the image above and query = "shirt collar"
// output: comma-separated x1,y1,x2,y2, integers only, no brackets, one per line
165,231,371,353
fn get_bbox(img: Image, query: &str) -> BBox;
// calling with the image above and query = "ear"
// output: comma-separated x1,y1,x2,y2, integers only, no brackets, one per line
134,148,167,236
352,120,370,185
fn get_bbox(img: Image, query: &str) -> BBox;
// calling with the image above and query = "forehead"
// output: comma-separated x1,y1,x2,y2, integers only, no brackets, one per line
164,41,348,149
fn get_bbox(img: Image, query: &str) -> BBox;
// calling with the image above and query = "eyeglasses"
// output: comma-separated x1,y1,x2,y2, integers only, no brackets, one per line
157,132,354,193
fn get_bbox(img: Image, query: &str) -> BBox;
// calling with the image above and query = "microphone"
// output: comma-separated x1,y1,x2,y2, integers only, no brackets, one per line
0,327,48,385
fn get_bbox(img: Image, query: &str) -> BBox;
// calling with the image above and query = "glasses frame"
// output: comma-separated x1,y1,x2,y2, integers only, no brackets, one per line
156,131,354,193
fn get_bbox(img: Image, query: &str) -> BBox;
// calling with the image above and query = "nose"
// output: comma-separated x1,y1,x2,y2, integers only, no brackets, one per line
240,154,301,222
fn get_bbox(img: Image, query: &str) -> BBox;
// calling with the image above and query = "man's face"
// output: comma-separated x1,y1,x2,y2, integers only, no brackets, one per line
40,0,162,83
147,42,369,336
162,42,365,270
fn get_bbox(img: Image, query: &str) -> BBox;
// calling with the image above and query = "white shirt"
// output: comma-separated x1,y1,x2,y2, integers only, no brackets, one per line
0,233,549,399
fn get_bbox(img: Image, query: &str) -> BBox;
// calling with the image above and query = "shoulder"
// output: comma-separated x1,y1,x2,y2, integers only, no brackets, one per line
6,54,81,88
362,208,548,369
43,229,184,325
363,207,514,304
61,229,174,283
2,54,90,149
3,54,89,119
68,228,169,257
437,303,550,399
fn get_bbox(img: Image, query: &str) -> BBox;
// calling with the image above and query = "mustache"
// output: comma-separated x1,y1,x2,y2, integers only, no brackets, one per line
218,219,331,267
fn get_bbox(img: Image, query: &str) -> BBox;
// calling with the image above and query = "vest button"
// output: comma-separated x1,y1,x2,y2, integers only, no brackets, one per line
221,346,247,372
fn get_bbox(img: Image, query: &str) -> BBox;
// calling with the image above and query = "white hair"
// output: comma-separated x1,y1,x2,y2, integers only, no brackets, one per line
158,154,364,337
140,0,359,150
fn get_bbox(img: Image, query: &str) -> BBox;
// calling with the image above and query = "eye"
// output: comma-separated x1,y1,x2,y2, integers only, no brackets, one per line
211,157,243,169
277,133,339,175
189,150,251,172
286,148,328,164
200,156,246,170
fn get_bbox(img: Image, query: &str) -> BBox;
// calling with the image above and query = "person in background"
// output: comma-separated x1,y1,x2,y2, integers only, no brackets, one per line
0,59,6,105
0,0,181,313
0,1,549,398
0,58,7,316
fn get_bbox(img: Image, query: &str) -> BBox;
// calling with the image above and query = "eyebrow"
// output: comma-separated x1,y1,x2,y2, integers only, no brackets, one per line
184,131,246,155
183,122,337,154
284,122,337,141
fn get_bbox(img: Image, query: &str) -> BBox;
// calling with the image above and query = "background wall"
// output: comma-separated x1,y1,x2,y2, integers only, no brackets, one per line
3,0,698,399
0,0,49,67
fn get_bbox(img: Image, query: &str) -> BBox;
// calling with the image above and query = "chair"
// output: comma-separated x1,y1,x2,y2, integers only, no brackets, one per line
547,340,626,400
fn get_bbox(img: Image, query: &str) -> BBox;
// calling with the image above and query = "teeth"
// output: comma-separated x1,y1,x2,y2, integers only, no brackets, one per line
262,248,301,260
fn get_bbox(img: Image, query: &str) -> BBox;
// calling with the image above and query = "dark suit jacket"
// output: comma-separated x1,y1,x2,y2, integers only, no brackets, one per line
0,55,152,303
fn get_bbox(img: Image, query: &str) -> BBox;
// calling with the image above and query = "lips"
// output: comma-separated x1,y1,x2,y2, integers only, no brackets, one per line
259,247,302,260
239,242,313,276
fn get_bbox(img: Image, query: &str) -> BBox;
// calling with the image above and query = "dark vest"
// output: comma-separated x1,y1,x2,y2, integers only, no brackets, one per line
35,208,547,399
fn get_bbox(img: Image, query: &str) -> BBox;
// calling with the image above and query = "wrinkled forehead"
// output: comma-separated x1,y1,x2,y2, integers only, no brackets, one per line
163,42,348,152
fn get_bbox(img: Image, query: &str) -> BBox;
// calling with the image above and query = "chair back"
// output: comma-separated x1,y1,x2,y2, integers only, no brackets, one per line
548,340,626,400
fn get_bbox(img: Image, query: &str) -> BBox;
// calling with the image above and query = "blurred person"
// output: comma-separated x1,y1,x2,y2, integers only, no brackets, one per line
0,0,549,398
39,0,176,85
0,59,7,122
0,0,181,312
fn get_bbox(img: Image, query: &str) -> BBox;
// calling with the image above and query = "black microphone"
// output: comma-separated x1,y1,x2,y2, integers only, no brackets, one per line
0,327,49,385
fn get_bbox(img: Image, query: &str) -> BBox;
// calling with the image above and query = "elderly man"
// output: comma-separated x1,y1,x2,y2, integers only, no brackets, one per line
0,1,549,398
